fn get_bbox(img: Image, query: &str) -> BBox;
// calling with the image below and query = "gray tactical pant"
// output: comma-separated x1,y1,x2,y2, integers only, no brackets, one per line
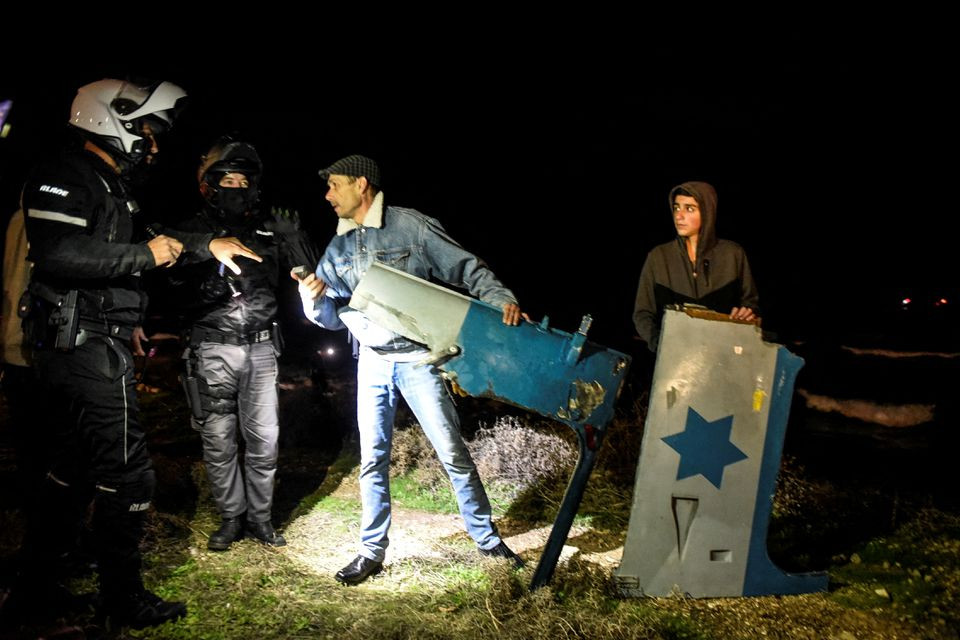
190,341,279,523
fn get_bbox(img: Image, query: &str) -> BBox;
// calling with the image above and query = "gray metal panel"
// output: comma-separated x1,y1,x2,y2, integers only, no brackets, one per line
617,309,780,597
350,262,472,354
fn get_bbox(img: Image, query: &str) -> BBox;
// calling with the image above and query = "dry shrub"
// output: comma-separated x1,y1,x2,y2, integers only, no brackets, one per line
471,416,577,492
390,415,578,499
391,424,443,477
595,414,645,486
772,455,824,519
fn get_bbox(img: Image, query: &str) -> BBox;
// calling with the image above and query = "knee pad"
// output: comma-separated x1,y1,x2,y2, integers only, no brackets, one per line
188,372,238,420
203,395,238,416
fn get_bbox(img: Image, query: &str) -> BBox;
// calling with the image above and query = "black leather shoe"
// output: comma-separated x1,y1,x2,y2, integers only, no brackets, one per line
245,521,286,547
479,541,525,569
101,589,187,630
208,517,244,551
335,555,383,585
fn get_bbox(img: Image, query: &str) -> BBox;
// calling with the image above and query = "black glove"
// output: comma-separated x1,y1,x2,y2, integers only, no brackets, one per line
266,206,319,271
264,207,302,236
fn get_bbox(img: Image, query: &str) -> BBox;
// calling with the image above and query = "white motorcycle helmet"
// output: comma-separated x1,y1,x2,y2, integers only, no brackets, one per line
69,79,187,168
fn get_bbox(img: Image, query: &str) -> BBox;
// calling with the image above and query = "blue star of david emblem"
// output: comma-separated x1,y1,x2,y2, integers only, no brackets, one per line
661,407,748,489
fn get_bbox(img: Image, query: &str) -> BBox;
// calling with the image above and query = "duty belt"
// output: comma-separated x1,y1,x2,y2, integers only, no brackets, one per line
190,326,273,346
78,320,134,341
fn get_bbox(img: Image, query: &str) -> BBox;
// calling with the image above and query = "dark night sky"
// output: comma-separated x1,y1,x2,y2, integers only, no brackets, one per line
1,29,953,351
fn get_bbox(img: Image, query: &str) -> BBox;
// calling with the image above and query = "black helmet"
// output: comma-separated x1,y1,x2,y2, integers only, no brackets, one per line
198,136,262,220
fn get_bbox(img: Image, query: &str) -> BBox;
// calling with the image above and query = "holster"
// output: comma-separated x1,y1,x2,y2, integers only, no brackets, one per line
180,347,205,420
24,283,81,352
271,321,284,356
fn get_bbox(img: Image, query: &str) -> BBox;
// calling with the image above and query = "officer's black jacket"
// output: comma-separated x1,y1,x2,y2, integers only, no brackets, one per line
22,145,212,330
171,209,315,337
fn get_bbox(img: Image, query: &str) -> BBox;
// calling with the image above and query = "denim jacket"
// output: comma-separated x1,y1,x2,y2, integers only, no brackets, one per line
305,194,517,356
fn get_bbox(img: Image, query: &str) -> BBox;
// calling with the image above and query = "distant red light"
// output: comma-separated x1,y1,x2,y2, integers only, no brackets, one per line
902,298,911,305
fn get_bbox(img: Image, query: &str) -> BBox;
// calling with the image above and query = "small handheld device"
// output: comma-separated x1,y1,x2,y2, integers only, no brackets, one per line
291,265,311,280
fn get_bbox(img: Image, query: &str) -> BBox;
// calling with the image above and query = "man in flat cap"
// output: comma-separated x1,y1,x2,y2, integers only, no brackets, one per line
297,154,525,585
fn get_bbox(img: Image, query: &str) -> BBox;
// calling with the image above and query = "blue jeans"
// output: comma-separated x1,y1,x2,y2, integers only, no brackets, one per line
356,348,501,562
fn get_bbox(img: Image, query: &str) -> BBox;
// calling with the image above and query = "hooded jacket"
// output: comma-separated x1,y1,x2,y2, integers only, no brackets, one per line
633,181,759,352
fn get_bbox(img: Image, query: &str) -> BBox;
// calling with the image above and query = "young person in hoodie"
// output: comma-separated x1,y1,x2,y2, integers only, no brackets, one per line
633,181,759,352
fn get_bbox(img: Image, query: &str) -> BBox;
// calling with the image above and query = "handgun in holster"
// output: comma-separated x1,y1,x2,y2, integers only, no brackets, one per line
271,321,284,356
180,347,205,420
51,290,80,351
23,283,81,352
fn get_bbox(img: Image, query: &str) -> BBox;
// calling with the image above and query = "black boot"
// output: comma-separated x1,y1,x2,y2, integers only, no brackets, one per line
100,589,187,630
208,517,244,551
245,520,286,547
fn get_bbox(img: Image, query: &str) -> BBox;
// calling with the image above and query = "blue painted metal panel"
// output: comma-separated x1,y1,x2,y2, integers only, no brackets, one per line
742,347,828,595
351,264,630,589
616,308,827,597
452,302,625,429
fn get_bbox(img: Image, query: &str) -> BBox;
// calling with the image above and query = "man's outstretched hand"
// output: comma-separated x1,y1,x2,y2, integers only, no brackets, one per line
210,238,262,275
